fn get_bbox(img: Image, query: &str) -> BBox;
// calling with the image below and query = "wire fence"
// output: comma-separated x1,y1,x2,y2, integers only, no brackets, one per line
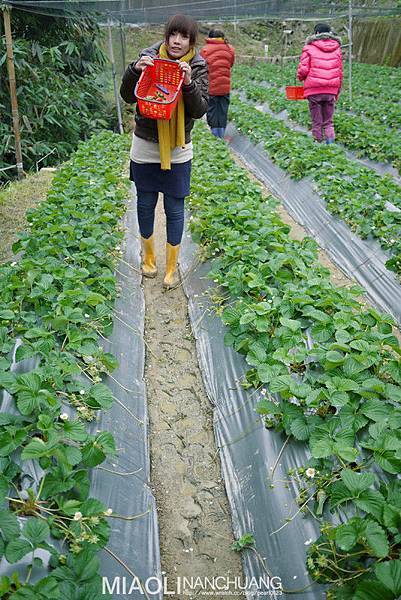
2,0,401,22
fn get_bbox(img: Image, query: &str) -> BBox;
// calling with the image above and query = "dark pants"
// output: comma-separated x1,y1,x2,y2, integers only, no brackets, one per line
207,94,230,137
307,94,336,141
136,189,184,246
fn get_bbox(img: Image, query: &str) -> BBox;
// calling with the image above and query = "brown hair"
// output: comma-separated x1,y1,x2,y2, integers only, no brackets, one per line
164,14,198,47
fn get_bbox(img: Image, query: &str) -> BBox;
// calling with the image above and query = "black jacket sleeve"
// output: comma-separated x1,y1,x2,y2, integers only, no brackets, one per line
120,61,141,104
182,61,209,119
120,43,161,104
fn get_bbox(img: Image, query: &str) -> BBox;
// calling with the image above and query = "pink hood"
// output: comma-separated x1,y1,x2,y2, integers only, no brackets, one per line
297,33,343,97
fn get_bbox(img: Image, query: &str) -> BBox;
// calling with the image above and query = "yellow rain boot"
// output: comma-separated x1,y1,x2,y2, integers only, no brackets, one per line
163,243,180,289
141,235,157,278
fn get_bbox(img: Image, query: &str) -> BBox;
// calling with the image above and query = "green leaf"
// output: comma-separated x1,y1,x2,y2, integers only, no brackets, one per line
81,498,106,516
5,538,33,563
62,446,82,466
340,469,375,495
224,331,235,346
343,355,367,376
0,372,18,393
256,364,283,384
62,420,88,442
386,383,401,404
86,383,113,410
375,560,401,596
361,399,392,422
0,576,11,596
21,438,48,460
290,417,310,441
23,519,50,544
335,444,358,462
16,372,41,394
255,399,281,415
383,504,401,530
365,521,389,558
0,509,20,541
355,490,385,520
81,431,116,467
325,350,345,364
279,318,301,332
353,581,393,600
34,576,59,597
335,520,361,551
0,310,15,320
16,392,41,416
72,548,100,582
81,442,104,468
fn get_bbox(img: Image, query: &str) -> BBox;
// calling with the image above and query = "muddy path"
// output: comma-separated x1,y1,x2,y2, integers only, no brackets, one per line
142,201,244,599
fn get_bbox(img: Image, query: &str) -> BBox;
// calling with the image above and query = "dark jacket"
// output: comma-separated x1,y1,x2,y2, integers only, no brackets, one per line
200,38,235,96
120,42,209,144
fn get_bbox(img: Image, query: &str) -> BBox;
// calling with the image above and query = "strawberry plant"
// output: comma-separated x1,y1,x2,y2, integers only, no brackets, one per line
190,123,401,598
228,96,401,277
0,130,130,598
233,70,401,172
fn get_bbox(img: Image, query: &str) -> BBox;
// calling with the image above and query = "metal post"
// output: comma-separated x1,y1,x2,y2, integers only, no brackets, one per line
348,0,353,105
3,7,24,179
119,17,126,77
107,17,124,135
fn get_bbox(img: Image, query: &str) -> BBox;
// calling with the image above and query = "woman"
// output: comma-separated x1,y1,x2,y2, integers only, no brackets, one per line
200,29,235,138
297,22,342,144
120,14,209,288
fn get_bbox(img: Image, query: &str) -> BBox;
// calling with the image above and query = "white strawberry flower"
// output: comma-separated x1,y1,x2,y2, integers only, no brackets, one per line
60,413,69,421
305,467,316,479
74,512,83,521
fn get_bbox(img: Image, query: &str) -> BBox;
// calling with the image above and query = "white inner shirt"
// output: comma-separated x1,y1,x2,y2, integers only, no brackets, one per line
130,134,193,164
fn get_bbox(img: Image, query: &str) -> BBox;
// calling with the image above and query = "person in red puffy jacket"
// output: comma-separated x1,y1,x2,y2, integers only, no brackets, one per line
297,23,343,143
200,29,235,138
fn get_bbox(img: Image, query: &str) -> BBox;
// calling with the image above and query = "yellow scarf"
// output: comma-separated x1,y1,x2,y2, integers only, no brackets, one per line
157,43,195,170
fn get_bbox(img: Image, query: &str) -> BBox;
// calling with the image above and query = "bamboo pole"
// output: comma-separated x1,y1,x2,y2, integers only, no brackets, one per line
348,0,353,105
3,6,24,179
107,16,124,135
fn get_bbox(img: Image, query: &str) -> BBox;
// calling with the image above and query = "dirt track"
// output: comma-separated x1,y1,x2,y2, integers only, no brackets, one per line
142,201,244,599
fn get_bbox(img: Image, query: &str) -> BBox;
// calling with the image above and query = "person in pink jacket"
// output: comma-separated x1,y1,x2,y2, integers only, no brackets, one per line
297,23,343,143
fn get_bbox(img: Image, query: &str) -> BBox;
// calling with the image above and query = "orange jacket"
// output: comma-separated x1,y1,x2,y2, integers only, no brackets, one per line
200,38,235,96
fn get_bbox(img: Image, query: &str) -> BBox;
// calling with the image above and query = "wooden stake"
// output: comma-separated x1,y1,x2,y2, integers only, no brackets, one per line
3,6,24,179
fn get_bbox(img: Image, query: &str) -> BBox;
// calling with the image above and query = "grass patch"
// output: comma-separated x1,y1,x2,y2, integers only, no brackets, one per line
0,170,54,264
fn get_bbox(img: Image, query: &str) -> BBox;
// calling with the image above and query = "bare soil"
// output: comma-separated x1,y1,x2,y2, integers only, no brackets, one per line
143,201,244,599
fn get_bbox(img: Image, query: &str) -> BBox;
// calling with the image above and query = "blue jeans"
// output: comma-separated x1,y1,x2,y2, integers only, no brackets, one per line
211,127,225,138
136,190,184,246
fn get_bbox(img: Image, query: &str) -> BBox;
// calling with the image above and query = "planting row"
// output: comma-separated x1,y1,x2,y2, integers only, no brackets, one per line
0,131,130,599
235,62,401,129
228,96,401,277
232,68,401,172
190,122,401,599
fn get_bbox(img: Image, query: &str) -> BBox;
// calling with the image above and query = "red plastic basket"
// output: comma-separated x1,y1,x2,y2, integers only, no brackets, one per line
285,85,305,100
135,58,184,120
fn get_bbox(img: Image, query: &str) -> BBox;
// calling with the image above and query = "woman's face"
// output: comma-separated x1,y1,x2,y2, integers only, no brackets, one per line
166,31,191,59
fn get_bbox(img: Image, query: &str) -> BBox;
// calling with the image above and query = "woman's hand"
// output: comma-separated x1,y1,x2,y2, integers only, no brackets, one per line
179,62,192,85
134,56,154,72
